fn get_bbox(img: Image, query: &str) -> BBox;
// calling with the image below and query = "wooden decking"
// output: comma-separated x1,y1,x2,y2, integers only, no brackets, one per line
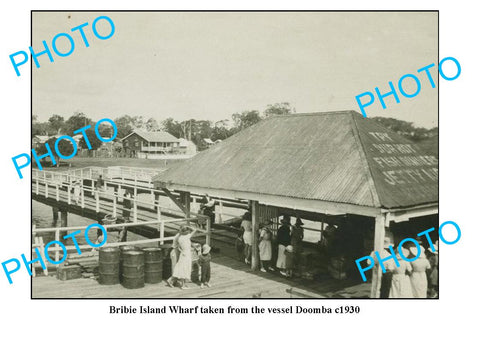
32,252,370,299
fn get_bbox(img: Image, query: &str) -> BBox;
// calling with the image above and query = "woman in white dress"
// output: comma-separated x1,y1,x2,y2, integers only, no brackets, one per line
241,212,253,265
276,216,291,276
409,247,431,298
388,248,413,298
167,226,197,289
259,224,274,272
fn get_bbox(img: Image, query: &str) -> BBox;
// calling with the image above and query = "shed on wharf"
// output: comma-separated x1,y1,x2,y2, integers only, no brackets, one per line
152,110,438,298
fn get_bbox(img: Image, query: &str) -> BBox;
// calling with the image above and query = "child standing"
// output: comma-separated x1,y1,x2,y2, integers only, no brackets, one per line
259,224,274,272
198,244,212,288
285,245,294,278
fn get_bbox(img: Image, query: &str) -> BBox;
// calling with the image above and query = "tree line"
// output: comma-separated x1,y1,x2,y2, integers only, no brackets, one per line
32,105,437,156
32,103,295,150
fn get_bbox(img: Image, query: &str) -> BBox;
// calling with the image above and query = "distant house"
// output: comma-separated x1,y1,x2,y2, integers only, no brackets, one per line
177,138,197,155
203,138,214,146
32,135,50,149
201,137,222,150
121,130,180,158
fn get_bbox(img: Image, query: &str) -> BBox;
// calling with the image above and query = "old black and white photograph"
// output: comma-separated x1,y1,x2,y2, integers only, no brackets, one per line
30,11,439,299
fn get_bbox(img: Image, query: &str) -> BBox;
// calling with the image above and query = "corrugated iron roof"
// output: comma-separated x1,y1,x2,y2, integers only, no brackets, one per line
152,111,438,209
122,130,179,143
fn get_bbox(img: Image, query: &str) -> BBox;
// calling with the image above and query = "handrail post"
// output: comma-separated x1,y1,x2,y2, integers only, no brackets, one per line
67,185,71,205
36,179,39,195
206,217,211,246
95,190,100,212
160,221,165,245
56,184,60,201
54,228,60,266
45,183,49,198
218,200,223,224
81,186,85,208
133,198,138,222
113,191,117,218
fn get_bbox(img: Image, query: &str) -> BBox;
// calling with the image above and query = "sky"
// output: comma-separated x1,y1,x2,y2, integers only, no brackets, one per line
32,11,438,128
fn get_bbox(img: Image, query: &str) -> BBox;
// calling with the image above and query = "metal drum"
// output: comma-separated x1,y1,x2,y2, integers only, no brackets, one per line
119,246,140,283
121,250,145,289
99,247,120,285
143,248,163,284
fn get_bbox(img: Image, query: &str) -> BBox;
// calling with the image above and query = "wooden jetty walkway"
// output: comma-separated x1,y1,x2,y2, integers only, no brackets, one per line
32,252,370,298
31,166,369,298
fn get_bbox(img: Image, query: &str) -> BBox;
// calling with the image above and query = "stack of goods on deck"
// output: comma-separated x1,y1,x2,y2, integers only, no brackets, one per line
328,256,347,280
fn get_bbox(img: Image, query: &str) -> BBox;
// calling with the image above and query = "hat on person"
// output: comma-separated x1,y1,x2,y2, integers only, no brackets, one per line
410,246,426,258
428,240,439,253
281,215,291,224
243,211,251,220
409,244,425,256
286,245,294,252
202,244,211,255
179,226,190,235
383,236,394,248
295,218,304,226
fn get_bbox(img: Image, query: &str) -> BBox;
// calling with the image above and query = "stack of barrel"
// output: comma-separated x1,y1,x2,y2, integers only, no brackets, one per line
98,246,165,289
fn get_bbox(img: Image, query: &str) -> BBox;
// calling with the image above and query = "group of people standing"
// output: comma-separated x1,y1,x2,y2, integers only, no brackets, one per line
373,237,439,298
237,214,304,278
166,225,212,289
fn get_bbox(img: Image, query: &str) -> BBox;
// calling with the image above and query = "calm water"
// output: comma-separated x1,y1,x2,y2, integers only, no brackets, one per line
33,200,99,248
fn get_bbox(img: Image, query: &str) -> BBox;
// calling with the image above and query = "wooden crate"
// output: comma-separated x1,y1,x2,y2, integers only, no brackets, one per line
56,265,82,281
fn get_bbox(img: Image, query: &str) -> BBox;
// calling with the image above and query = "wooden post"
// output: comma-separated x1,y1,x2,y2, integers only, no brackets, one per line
81,186,85,209
95,191,100,212
60,210,68,239
36,180,39,195
52,207,59,222
218,200,223,224
113,190,117,218
251,200,260,271
54,227,60,266
133,196,138,222
67,185,71,205
56,184,60,201
206,217,211,246
371,213,386,298
160,221,165,245
181,191,191,226
45,183,49,198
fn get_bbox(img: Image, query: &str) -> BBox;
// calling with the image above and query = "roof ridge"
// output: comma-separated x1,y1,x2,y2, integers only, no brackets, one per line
350,113,382,208
266,110,360,119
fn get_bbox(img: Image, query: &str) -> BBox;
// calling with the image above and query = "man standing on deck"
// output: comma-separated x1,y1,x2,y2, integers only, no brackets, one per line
200,194,216,226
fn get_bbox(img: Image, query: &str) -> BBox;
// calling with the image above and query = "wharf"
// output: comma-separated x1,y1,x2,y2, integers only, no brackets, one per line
32,252,370,298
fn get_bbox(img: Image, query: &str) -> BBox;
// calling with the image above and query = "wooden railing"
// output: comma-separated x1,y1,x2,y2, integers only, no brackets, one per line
32,167,248,224
32,219,208,272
